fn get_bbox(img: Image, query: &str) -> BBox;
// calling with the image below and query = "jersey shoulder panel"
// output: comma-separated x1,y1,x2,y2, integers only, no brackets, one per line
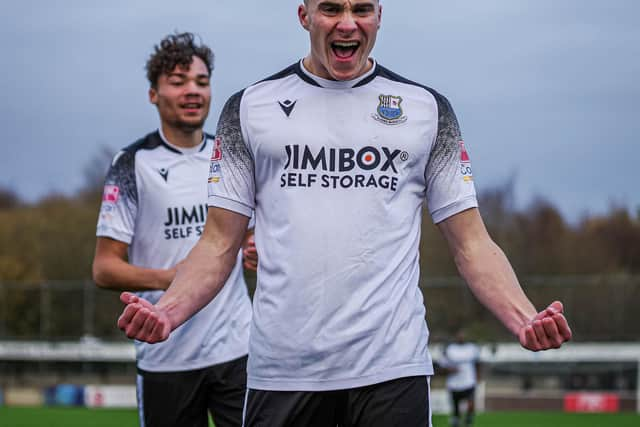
366,64,434,93
255,61,320,87
425,90,462,179
108,130,182,203
106,131,165,202
122,130,160,153
217,90,247,148
216,89,253,170
209,89,255,215
373,64,453,113
123,130,181,155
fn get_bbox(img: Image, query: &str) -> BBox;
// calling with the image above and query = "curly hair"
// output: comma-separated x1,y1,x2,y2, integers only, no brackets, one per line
145,32,214,88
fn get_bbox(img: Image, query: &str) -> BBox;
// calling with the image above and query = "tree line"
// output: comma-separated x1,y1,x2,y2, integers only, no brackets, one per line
0,164,638,341
1,181,638,282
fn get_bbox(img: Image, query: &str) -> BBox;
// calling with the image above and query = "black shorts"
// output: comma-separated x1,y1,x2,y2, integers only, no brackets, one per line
137,355,247,427
243,375,431,427
450,386,476,414
450,387,475,402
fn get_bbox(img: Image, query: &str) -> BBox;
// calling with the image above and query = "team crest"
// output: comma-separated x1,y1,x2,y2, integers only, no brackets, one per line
373,95,407,125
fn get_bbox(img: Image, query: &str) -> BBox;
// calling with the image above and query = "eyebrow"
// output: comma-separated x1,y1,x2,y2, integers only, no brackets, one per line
317,1,342,8
167,72,210,79
317,1,375,9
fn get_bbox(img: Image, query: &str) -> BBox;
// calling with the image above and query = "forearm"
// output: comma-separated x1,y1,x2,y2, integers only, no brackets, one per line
92,243,174,291
155,238,236,330
454,238,536,336
155,208,249,331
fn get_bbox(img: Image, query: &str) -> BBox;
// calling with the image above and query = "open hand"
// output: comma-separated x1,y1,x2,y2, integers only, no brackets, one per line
117,292,171,343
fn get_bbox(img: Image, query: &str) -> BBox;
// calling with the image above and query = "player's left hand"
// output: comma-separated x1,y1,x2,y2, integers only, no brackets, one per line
519,301,572,351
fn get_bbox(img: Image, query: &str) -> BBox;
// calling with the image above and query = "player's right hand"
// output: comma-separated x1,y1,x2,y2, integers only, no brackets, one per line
117,292,171,343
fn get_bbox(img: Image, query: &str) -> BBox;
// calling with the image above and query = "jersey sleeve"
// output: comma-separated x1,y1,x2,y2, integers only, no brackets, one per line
96,150,138,244
425,93,478,223
207,90,255,218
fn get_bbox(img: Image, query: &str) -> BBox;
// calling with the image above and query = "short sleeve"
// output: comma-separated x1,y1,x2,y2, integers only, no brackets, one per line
96,150,138,243
207,90,255,218
425,93,478,223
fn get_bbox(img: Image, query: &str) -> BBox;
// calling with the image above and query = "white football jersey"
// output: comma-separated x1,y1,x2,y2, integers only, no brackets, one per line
97,130,251,372
208,60,478,391
443,342,480,391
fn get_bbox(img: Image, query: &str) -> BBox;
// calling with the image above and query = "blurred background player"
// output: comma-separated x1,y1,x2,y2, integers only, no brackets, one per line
442,330,481,427
92,32,253,427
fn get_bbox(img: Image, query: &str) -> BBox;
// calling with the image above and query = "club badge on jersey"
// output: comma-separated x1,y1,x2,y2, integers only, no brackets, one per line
373,94,408,125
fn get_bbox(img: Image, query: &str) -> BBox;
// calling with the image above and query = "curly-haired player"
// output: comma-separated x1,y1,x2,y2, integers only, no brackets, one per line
93,32,253,427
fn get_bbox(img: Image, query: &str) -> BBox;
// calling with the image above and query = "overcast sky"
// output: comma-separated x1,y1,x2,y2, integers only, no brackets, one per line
1,0,638,221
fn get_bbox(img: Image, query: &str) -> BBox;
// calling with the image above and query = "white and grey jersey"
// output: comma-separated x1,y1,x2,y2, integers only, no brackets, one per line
443,342,480,391
97,130,251,372
208,60,478,391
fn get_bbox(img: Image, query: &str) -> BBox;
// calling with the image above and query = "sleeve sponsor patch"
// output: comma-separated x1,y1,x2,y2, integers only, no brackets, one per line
211,137,223,161
102,185,120,203
208,162,222,184
459,141,473,182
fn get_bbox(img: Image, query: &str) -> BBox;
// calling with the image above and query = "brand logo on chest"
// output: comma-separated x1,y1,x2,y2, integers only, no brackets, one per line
158,168,169,182
278,99,297,118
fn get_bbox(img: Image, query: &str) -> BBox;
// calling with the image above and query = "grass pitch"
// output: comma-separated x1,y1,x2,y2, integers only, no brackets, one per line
442,411,640,427
0,407,638,426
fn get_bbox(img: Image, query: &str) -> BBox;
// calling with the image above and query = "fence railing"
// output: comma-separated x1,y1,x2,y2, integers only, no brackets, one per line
1,275,638,341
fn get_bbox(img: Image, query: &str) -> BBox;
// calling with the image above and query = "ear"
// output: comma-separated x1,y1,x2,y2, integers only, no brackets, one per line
298,4,310,30
377,4,383,29
149,87,158,105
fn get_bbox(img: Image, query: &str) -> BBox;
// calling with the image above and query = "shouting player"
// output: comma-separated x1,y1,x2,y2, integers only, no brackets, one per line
116,3,572,426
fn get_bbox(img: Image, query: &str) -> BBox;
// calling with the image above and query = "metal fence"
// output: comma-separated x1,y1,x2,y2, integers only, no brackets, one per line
0,275,638,342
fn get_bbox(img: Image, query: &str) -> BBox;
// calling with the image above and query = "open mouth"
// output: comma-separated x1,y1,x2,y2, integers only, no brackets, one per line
181,102,202,112
331,41,360,59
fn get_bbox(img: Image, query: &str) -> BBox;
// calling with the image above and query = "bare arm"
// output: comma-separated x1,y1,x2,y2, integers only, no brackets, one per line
92,237,175,291
438,208,571,351
117,207,250,343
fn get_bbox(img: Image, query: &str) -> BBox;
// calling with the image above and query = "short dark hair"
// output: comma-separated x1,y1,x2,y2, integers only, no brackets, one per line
145,32,214,88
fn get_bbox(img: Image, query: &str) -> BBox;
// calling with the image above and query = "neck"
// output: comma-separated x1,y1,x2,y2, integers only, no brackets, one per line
160,123,203,148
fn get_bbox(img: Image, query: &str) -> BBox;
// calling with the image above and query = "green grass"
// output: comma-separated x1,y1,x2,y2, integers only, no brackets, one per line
433,412,640,427
0,408,638,426
0,407,138,427
0,407,218,427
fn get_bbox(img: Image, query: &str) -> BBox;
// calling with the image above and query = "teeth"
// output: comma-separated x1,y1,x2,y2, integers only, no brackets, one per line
333,41,359,48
